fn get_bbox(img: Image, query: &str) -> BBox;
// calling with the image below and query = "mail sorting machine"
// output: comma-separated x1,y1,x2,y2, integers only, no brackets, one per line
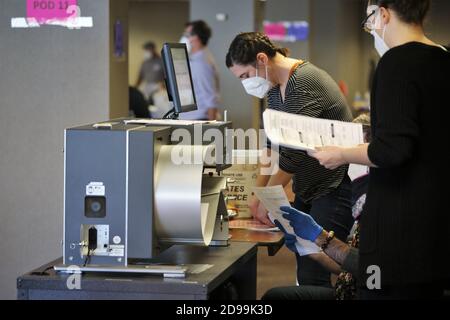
55,119,233,278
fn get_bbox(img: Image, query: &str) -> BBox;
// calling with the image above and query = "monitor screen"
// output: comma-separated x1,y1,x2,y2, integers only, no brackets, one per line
161,43,198,114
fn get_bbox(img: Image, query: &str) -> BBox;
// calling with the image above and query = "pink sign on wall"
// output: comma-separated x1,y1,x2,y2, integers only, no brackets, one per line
264,22,286,41
27,0,78,23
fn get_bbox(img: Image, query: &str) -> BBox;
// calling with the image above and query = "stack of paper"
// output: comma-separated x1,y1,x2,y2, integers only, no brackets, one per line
263,109,364,152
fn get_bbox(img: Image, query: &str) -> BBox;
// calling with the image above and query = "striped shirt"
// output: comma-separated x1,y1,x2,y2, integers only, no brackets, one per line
267,62,353,203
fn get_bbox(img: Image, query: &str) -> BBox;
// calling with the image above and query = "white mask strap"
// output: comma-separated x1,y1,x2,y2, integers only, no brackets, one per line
255,64,268,80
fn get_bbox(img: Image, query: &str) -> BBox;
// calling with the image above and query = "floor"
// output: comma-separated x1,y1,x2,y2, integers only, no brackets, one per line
256,245,297,299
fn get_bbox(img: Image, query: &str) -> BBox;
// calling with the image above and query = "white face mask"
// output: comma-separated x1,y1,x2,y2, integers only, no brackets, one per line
144,51,153,60
242,65,272,99
179,36,192,53
371,10,390,57
371,26,390,57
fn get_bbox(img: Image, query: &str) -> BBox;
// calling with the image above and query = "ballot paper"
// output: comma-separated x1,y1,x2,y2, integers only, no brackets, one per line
263,109,364,152
229,219,280,232
252,186,320,256
348,164,370,181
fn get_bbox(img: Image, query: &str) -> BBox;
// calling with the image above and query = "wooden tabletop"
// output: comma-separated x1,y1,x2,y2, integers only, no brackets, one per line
229,225,285,257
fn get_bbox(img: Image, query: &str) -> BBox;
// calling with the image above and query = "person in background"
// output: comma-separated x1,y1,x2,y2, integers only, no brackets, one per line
226,32,354,288
135,41,165,102
309,0,450,299
263,114,372,301
180,20,221,121
148,82,172,119
129,86,150,118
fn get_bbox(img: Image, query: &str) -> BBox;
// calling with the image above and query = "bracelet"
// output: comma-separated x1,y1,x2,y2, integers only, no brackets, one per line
321,231,335,251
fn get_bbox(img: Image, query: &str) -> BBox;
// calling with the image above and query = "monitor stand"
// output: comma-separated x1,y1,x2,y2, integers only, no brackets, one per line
162,99,180,120
162,107,179,120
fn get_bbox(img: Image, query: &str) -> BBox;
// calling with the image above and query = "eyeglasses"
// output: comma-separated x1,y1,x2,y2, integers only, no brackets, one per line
362,10,376,33
362,5,379,33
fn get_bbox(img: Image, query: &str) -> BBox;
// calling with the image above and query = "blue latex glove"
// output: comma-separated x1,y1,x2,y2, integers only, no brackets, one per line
274,220,297,253
280,206,323,242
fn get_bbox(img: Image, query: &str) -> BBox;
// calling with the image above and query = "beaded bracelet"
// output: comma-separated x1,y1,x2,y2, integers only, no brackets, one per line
321,231,335,251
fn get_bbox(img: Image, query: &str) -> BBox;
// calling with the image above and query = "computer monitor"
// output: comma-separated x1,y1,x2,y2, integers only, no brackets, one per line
161,43,198,117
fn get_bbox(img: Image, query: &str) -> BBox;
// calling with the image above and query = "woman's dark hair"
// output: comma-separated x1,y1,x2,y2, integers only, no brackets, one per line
186,20,212,46
368,0,431,25
226,32,289,68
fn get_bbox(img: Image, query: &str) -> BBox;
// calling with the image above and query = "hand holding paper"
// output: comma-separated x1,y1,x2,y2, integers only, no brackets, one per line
273,221,299,253
252,186,320,256
280,206,323,242
307,146,347,170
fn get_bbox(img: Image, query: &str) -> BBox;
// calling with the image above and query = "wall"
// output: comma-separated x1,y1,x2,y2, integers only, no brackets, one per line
128,0,189,86
309,0,369,104
0,0,127,299
190,0,259,131
264,0,368,111
265,0,310,60
426,0,450,46
110,0,130,118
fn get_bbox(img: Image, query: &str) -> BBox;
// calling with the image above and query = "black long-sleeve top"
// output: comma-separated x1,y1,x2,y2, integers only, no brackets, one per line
359,42,450,286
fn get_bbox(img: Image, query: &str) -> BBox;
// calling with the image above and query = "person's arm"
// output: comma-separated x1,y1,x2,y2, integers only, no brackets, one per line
257,151,293,226
282,207,359,275
314,230,351,266
266,168,293,188
253,168,293,226
277,224,343,275
342,144,374,166
207,108,219,121
249,148,279,225
366,86,419,168
253,145,298,226
310,56,419,170
309,252,342,275
315,231,359,276
308,144,376,170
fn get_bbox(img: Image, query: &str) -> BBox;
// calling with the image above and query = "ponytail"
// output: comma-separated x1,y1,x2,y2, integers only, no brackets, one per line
276,47,290,57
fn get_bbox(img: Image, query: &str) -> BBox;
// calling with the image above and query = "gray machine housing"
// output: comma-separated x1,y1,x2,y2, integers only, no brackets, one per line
63,120,232,270
122,118,233,172
64,124,167,266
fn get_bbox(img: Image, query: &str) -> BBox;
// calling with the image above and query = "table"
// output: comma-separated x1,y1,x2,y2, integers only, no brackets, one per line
17,242,257,300
229,224,285,256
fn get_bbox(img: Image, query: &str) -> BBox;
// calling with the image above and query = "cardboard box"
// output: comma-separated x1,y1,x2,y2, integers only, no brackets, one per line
222,150,260,219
